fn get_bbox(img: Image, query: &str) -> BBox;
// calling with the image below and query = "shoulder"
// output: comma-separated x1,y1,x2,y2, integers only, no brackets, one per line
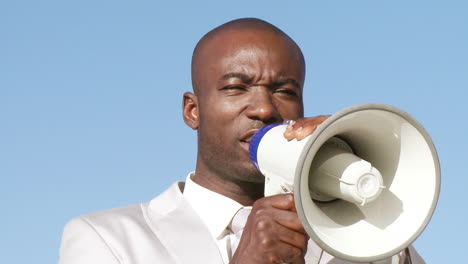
59,182,185,264
59,203,148,264
65,202,147,239
67,181,185,232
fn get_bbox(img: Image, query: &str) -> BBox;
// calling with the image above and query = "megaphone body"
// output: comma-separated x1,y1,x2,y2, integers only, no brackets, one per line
248,104,440,262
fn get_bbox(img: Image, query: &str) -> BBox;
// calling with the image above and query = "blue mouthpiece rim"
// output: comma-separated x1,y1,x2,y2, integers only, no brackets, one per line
248,123,282,170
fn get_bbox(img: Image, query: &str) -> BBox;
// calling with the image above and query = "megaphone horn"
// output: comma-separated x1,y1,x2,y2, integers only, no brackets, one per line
249,103,440,262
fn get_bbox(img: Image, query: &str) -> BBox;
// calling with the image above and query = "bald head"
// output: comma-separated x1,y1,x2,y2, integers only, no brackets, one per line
191,18,305,95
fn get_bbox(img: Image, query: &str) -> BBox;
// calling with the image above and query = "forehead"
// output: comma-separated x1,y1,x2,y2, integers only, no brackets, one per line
196,28,304,79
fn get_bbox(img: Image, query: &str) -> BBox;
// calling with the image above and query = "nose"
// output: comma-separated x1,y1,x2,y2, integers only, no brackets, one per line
245,88,281,124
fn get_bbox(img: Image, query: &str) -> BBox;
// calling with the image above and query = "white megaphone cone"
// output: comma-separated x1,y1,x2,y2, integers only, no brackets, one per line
248,103,440,262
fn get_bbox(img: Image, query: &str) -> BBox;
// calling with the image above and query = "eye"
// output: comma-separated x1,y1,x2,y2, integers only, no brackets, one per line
221,85,248,95
275,88,298,97
223,85,246,90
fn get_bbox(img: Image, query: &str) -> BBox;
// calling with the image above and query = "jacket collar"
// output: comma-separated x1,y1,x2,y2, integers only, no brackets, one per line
145,181,224,264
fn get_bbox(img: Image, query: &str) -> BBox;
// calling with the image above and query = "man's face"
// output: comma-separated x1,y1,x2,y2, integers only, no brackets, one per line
194,29,305,183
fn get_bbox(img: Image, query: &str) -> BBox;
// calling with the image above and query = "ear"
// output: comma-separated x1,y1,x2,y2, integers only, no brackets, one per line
182,92,199,130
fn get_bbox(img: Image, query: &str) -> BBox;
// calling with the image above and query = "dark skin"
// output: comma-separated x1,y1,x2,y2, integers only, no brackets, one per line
183,19,329,264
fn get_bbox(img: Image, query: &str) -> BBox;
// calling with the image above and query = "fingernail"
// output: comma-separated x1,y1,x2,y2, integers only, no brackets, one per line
286,121,295,130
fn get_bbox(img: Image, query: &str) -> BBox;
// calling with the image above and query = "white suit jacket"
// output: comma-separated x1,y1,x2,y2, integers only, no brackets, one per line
59,182,423,264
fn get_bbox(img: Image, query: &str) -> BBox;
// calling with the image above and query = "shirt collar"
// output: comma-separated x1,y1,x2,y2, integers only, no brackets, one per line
183,173,247,239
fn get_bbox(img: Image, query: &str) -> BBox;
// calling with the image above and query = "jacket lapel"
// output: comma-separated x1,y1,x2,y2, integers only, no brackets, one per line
146,182,224,264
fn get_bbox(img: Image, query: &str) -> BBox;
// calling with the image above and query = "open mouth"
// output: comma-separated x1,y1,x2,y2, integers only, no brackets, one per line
242,134,253,143
240,129,259,150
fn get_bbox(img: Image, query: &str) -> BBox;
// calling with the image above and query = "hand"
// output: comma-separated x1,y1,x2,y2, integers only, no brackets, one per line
230,194,308,264
283,116,330,141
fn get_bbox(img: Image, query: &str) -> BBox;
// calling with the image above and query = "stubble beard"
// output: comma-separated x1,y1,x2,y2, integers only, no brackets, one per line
197,135,265,185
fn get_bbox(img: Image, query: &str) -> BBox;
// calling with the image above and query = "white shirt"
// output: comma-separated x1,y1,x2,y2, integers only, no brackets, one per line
183,174,249,264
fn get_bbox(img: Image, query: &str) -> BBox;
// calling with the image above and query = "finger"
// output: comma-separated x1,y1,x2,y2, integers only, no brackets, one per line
283,121,301,141
308,115,330,123
263,241,305,264
251,197,306,233
283,115,330,141
295,115,329,139
295,124,317,141
258,193,296,211
241,217,305,255
272,209,307,233
274,223,309,249
292,259,306,264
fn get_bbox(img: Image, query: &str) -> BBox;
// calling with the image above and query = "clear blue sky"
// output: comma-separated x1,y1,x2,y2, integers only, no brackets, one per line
1,1,466,263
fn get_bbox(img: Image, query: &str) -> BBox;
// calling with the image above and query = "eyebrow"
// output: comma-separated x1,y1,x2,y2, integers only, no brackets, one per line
222,73,301,90
222,72,253,83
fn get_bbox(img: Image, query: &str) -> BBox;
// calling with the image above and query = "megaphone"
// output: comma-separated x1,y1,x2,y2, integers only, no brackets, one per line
249,103,440,262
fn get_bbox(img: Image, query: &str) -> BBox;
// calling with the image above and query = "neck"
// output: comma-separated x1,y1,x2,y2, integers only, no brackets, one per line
191,171,264,206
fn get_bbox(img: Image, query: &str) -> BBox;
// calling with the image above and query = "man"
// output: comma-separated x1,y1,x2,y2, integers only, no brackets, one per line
59,18,423,264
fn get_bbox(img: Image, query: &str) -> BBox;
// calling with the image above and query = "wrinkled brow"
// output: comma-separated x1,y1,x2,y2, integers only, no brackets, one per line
222,73,301,89
222,72,253,83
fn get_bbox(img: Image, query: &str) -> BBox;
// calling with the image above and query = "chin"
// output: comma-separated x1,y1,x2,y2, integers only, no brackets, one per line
239,165,265,184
